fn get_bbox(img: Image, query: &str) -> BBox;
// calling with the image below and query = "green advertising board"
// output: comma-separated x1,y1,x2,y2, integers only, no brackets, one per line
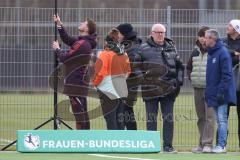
17,130,160,152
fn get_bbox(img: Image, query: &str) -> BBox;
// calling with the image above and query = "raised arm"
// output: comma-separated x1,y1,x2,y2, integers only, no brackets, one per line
53,14,77,46
53,40,90,62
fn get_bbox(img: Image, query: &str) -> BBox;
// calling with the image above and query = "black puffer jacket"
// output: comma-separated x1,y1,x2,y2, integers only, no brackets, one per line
221,35,240,67
121,38,142,102
136,37,184,99
123,38,142,63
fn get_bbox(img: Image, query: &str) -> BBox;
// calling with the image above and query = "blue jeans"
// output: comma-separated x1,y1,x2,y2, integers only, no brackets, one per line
214,104,228,148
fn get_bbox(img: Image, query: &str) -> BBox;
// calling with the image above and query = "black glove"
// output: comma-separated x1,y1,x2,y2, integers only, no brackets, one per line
177,80,183,86
217,92,225,105
169,79,179,88
167,79,180,98
141,71,153,83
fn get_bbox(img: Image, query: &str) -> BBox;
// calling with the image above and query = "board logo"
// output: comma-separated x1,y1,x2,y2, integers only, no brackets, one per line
24,133,40,150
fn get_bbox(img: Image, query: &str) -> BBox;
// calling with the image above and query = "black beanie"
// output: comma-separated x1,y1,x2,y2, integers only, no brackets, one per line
117,23,137,40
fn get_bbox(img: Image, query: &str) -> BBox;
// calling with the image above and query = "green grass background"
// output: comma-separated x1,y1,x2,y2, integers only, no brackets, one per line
1,152,240,160
0,92,239,152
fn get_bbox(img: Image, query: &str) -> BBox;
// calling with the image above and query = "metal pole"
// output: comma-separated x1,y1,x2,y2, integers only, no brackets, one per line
213,0,219,9
54,0,59,130
198,0,207,24
139,0,144,38
225,0,230,10
166,6,171,38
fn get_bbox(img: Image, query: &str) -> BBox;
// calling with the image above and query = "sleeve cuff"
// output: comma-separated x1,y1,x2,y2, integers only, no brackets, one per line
55,48,62,56
57,24,63,30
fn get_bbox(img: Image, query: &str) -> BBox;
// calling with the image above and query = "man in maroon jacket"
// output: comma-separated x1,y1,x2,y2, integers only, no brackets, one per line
52,15,97,130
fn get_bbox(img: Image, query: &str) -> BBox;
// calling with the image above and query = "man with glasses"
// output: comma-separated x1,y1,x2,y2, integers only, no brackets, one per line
136,23,184,153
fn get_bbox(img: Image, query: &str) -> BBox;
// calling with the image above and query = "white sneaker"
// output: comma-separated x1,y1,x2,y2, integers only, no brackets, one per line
192,146,203,153
211,146,226,153
202,146,212,153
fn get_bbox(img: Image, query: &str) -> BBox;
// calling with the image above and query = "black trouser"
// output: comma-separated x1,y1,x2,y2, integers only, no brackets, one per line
118,102,137,130
117,76,138,130
98,90,123,130
216,91,240,147
145,96,175,148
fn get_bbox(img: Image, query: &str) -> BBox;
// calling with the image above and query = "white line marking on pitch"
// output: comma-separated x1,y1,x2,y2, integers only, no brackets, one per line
0,138,16,145
88,154,158,160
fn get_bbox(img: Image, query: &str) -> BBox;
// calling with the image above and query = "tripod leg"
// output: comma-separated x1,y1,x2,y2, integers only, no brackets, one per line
1,140,17,151
58,118,73,130
33,118,53,130
1,117,73,150
1,118,53,151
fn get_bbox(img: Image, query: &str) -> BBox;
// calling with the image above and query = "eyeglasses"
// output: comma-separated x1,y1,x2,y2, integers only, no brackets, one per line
152,31,166,34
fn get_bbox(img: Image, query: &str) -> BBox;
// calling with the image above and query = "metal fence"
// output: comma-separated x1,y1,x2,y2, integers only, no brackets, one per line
0,7,239,151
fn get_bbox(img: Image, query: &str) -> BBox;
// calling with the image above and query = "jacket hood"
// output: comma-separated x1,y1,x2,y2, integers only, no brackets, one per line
147,36,174,48
123,33,137,41
133,38,142,44
207,39,224,55
79,33,97,49
226,34,240,41
121,37,142,46
122,38,142,50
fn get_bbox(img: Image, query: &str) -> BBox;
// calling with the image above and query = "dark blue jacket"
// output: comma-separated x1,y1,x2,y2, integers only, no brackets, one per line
205,39,236,107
